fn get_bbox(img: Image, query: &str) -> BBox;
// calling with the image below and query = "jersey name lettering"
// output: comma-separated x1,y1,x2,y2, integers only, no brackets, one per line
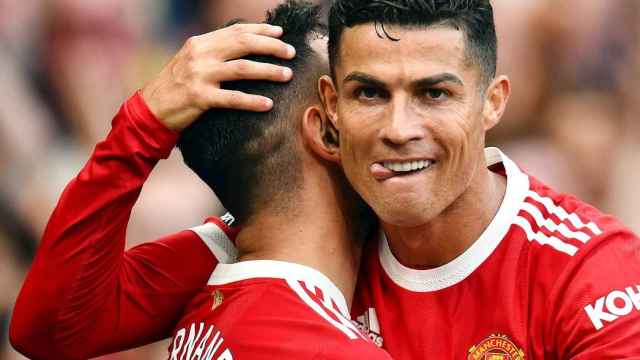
170,322,233,360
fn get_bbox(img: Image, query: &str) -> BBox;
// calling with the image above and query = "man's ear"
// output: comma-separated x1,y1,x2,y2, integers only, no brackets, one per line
482,75,511,131
301,104,340,164
318,75,339,130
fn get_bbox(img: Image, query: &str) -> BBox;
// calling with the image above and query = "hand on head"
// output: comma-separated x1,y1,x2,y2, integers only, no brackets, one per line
141,23,295,132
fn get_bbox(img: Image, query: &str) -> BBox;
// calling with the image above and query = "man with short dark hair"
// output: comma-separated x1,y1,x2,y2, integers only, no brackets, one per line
317,0,640,358
166,4,389,358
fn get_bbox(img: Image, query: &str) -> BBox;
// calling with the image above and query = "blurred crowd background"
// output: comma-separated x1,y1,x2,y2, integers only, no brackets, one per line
0,0,638,358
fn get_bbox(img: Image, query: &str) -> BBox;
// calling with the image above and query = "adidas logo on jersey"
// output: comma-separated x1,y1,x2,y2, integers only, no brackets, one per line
584,285,640,330
354,308,384,348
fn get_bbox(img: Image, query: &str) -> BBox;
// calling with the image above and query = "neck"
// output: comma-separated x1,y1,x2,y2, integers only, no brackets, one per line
235,166,366,308
381,163,507,269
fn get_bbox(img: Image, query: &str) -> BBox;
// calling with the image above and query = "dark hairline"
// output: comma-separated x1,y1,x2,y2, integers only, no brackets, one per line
329,21,494,88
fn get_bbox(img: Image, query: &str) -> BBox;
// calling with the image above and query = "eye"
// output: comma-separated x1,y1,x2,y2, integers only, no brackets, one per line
424,88,449,101
355,86,384,101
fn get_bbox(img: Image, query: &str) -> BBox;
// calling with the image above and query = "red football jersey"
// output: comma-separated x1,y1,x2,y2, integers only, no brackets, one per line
352,148,640,359
169,260,392,360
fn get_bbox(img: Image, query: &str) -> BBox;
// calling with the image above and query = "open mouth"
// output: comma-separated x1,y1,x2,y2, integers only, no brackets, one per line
371,160,435,180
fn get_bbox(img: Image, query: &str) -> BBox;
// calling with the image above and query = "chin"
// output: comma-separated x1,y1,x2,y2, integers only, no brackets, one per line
375,205,434,229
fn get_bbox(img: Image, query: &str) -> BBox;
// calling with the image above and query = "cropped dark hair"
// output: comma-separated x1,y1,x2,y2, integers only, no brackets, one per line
328,0,497,85
178,1,326,224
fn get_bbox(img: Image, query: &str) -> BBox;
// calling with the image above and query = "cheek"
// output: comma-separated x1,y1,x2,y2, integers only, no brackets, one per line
339,129,365,176
336,124,374,191
337,109,375,160
446,115,486,184
436,109,483,152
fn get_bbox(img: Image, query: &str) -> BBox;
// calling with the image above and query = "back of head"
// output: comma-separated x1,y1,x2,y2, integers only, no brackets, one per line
178,0,326,224
328,0,497,86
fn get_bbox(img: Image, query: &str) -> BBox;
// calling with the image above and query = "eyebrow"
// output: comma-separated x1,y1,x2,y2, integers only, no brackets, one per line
413,73,464,88
343,72,387,88
343,72,464,89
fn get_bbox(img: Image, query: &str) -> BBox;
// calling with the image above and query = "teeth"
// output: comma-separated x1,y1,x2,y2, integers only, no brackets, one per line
382,160,432,173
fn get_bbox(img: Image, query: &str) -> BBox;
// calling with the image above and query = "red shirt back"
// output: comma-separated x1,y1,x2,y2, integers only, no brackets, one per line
170,260,392,360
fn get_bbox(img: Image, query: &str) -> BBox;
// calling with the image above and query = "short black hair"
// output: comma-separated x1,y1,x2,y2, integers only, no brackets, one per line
178,0,326,224
328,0,497,85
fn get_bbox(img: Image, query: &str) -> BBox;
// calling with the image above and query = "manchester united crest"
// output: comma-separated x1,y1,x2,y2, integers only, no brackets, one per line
467,333,525,360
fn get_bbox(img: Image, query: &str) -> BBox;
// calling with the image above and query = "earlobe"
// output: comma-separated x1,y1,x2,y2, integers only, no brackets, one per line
483,75,511,131
301,105,341,164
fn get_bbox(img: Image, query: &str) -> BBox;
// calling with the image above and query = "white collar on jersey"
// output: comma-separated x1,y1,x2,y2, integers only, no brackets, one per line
208,260,351,318
378,147,530,292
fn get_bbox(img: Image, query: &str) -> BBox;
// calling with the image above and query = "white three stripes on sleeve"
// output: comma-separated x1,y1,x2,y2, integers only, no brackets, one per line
513,192,604,256
526,191,603,235
514,216,579,256
286,279,362,340
520,202,591,243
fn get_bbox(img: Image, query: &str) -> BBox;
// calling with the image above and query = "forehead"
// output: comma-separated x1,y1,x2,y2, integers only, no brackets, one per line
336,24,468,80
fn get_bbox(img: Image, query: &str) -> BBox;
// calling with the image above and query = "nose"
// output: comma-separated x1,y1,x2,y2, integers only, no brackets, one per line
380,101,426,146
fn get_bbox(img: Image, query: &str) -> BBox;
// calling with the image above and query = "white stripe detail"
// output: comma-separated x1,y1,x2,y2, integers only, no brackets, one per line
315,290,365,340
208,260,350,318
520,202,591,243
513,216,578,256
319,289,334,310
208,261,358,339
286,278,359,340
189,222,238,264
527,191,603,236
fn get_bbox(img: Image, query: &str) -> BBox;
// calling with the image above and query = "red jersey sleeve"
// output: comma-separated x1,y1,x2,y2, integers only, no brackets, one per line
9,92,229,360
547,228,640,359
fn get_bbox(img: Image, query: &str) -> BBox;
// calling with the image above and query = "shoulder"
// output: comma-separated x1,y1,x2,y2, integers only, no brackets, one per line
546,225,640,325
174,278,379,359
513,176,631,267
225,277,363,341
542,227,640,356
527,176,622,234
521,178,640,355
518,175,638,289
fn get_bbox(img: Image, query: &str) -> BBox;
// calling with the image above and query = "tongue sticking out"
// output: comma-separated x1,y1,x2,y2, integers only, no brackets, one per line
371,163,396,181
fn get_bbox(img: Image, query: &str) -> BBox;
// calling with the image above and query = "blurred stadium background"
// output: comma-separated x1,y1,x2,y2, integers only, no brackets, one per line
0,0,638,358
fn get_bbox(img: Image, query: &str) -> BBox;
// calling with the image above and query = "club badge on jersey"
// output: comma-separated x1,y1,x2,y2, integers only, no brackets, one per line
467,334,525,360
